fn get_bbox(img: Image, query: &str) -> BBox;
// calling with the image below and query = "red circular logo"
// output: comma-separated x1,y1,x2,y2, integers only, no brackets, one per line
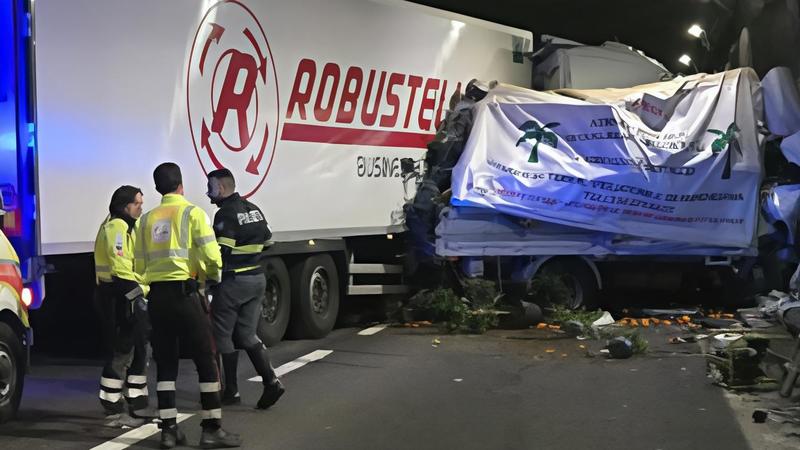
187,0,279,197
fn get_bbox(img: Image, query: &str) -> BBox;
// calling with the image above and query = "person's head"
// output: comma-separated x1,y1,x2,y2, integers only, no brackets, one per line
109,185,144,220
153,162,183,196
206,168,236,204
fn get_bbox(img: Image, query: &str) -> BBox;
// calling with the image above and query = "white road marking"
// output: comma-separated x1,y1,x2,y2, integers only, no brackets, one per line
91,413,192,450
249,349,333,382
358,324,387,336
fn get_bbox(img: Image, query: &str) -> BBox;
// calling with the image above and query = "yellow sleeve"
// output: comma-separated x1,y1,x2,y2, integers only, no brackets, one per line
105,220,149,296
104,220,133,279
128,229,149,297
133,215,147,283
191,207,222,283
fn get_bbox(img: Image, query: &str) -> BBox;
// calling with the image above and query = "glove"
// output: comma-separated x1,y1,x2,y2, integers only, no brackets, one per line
128,296,147,322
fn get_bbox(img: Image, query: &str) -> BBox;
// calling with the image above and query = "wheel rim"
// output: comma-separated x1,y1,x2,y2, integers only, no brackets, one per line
263,276,280,324
309,266,330,315
0,347,15,401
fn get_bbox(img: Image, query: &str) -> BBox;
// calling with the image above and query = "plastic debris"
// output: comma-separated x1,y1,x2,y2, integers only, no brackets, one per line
606,337,634,359
591,311,615,329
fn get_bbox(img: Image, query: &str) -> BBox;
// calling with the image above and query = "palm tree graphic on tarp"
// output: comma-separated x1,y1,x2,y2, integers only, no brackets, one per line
516,121,560,163
707,122,740,180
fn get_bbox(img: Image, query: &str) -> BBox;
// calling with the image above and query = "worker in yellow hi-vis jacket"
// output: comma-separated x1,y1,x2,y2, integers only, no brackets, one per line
93,185,150,420
134,162,241,449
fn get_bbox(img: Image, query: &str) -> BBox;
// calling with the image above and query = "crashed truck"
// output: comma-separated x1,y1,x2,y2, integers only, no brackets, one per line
404,66,800,309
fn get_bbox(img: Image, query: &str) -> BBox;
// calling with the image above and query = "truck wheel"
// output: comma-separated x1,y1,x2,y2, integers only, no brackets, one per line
537,258,599,310
288,254,340,339
0,322,24,424
257,257,291,346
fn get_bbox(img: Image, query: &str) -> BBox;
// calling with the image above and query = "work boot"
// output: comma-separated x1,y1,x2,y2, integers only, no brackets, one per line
160,425,187,449
245,344,285,409
199,428,242,449
220,352,241,405
256,379,285,410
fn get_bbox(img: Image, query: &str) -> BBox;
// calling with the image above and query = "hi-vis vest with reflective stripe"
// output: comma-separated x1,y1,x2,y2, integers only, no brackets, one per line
94,217,138,282
134,194,222,284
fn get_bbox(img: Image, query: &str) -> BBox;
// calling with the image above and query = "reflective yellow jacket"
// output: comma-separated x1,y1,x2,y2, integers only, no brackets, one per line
134,194,221,284
94,216,148,297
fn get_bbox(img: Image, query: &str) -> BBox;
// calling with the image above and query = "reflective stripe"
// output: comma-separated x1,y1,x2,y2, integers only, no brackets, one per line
199,382,220,393
124,285,145,300
159,408,178,419
233,265,261,273
97,274,113,283
101,377,124,389
217,237,236,248
95,265,110,273
125,387,149,398
147,249,189,259
199,408,222,419
157,381,176,391
127,375,147,384
231,244,264,255
99,390,123,403
180,206,194,249
195,235,216,246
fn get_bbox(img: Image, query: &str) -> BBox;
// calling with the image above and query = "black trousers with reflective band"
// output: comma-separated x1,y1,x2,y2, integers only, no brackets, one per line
148,281,222,430
94,282,150,414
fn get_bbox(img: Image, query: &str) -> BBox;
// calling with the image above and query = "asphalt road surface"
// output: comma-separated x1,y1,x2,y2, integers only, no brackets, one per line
0,324,789,449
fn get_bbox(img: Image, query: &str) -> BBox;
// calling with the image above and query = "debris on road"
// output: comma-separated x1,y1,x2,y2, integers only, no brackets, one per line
606,337,634,359
591,311,615,330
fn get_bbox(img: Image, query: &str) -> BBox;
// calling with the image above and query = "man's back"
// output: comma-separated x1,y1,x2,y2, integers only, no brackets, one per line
213,193,270,275
135,194,222,284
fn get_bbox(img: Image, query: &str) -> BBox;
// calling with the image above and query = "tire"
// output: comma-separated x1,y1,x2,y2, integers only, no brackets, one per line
537,258,599,310
0,322,24,424
257,257,291,346
288,254,340,339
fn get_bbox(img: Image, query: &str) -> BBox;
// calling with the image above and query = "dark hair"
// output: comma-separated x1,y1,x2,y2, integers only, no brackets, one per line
208,168,236,189
109,185,142,218
153,162,182,195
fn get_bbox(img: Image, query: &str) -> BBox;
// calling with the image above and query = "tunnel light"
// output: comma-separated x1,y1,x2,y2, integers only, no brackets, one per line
386,234,394,240
678,54,692,66
687,24,711,50
308,239,316,246
687,24,704,38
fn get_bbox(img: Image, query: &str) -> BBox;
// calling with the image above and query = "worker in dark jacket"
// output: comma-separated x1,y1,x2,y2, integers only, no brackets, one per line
206,168,284,409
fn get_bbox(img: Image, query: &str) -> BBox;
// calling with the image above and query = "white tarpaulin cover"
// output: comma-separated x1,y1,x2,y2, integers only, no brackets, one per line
450,69,764,249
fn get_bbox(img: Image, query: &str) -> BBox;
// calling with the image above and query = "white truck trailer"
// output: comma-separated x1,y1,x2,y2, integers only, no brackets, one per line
0,0,532,344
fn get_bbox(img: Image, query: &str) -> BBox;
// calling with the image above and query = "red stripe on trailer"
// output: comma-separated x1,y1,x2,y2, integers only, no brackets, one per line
281,123,433,149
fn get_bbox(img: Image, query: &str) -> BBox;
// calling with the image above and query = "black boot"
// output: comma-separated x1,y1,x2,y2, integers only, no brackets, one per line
256,379,285,410
245,344,284,409
199,427,242,449
220,352,241,405
160,425,187,449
